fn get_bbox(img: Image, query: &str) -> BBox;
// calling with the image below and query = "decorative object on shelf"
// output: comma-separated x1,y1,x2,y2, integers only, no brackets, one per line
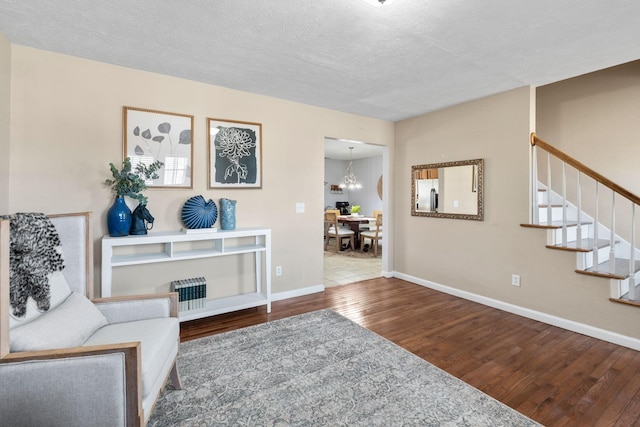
129,204,155,235
123,106,194,189
220,198,237,230
350,205,361,217
207,118,262,188
181,195,218,229
105,157,163,237
107,196,132,237
330,185,343,194
338,147,362,190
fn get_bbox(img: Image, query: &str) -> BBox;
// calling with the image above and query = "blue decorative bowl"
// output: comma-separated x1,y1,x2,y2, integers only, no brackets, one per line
181,195,218,229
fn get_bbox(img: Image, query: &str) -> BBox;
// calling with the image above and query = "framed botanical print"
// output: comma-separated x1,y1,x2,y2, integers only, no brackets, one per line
123,106,194,188
207,118,262,188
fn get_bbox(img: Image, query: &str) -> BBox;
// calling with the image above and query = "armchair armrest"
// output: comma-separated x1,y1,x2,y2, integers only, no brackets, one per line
93,292,178,324
1,342,143,426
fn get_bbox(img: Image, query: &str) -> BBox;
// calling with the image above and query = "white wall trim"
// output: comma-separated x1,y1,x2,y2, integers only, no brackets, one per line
394,271,640,351
272,284,325,302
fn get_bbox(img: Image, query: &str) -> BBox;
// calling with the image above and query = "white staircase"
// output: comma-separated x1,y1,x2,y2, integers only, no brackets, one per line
523,134,640,307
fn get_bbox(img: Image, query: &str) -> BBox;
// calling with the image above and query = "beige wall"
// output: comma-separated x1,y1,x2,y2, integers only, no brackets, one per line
394,86,640,339
0,34,9,210
8,45,394,296
537,61,640,243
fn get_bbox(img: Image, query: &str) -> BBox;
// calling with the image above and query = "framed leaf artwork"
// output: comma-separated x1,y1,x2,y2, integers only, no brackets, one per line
123,106,194,188
207,118,262,188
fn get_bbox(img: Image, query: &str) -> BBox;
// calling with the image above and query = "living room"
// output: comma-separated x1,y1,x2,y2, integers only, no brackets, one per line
2,1,640,425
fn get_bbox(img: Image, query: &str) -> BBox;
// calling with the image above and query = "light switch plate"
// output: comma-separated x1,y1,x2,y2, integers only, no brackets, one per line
296,202,305,213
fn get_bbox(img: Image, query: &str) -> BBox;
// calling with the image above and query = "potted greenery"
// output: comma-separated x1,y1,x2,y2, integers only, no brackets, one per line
105,157,163,236
350,205,361,217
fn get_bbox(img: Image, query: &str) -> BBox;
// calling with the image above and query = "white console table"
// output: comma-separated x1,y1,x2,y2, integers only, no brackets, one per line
101,227,271,321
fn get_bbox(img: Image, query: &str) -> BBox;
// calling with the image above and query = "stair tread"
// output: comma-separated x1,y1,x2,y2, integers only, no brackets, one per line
546,238,613,253
611,283,640,306
521,220,592,229
577,258,640,280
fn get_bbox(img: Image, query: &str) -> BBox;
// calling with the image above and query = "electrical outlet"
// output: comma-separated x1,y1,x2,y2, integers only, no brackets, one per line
296,203,305,213
275,266,282,276
511,274,521,287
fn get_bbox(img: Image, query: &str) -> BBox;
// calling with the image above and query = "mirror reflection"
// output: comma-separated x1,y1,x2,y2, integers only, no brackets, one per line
411,159,483,221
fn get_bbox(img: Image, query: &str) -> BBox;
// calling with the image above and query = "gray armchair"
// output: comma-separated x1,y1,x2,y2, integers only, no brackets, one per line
0,212,181,426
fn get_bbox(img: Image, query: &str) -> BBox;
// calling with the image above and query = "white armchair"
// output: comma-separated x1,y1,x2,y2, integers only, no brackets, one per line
0,212,181,426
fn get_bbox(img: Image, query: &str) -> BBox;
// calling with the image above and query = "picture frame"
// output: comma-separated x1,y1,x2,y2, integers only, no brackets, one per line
207,118,262,188
123,106,194,189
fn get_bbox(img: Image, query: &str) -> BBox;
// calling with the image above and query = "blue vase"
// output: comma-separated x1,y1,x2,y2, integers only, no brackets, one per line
220,198,236,230
107,196,132,237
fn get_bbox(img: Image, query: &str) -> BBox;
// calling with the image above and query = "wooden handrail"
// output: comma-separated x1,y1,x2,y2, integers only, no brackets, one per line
531,132,640,206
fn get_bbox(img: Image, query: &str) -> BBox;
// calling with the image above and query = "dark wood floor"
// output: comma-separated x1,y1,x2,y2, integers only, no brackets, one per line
180,277,640,426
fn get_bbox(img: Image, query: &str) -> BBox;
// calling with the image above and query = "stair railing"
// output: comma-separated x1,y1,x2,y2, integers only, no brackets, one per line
530,133,640,300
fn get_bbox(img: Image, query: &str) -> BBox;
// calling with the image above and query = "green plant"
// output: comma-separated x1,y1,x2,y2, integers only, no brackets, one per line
105,157,163,205
350,205,361,214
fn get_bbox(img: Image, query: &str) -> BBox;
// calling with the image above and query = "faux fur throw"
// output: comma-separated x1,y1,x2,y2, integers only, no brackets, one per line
0,212,65,318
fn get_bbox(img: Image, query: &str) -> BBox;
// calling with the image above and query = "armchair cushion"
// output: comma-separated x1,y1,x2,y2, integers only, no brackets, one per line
95,297,173,324
10,292,108,352
83,317,179,398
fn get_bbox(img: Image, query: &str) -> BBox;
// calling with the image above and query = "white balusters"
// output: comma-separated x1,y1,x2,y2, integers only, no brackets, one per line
547,152,552,226
593,182,599,271
576,172,582,243
630,203,637,301
609,192,616,270
561,162,567,246
532,145,539,224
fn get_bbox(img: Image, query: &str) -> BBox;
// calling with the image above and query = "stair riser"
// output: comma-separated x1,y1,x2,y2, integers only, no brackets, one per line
538,207,566,223
548,225,591,245
576,247,616,270
536,189,563,205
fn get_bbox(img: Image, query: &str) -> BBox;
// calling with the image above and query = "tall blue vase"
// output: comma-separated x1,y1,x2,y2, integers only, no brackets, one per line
107,196,132,237
220,198,236,230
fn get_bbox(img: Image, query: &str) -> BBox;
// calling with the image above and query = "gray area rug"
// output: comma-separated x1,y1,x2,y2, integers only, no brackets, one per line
149,309,538,426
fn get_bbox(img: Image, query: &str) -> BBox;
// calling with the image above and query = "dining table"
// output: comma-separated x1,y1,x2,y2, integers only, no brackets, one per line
337,215,375,249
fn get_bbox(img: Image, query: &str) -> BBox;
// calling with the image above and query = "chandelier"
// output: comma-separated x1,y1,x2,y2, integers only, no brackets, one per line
339,147,362,190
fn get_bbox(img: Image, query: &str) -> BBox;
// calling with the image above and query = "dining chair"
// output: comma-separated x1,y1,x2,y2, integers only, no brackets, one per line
361,210,382,232
325,209,348,231
324,211,355,253
360,213,382,256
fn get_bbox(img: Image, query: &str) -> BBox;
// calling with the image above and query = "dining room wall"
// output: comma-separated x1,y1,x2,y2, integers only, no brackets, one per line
323,156,382,216
6,44,395,297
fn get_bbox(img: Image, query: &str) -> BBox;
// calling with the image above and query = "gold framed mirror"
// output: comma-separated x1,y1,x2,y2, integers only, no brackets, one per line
411,158,484,221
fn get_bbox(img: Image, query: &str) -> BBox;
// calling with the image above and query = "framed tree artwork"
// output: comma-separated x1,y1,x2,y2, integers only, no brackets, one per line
207,118,262,188
123,106,194,189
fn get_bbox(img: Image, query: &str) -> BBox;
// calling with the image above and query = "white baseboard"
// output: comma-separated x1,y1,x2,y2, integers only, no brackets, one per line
394,271,640,351
272,284,325,302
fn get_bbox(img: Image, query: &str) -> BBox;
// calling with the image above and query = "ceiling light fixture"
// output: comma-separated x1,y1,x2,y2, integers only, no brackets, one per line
339,147,362,190
360,0,392,6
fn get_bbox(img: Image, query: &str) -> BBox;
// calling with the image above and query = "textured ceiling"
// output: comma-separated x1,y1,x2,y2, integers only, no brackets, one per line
1,0,640,123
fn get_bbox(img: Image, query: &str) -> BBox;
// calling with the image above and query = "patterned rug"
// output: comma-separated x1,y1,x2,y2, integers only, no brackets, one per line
148,310,538,426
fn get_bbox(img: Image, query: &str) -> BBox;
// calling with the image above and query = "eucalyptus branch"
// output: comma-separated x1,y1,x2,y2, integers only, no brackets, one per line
105,157,164,205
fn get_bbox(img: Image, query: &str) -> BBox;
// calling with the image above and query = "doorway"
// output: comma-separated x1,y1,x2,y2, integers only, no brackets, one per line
323,137,387,287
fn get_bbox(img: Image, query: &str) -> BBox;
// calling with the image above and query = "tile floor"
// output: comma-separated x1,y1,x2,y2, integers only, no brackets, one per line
323,249,382,287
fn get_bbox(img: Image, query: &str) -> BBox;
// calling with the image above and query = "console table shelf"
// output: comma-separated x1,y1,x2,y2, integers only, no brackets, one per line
101,227,271,321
